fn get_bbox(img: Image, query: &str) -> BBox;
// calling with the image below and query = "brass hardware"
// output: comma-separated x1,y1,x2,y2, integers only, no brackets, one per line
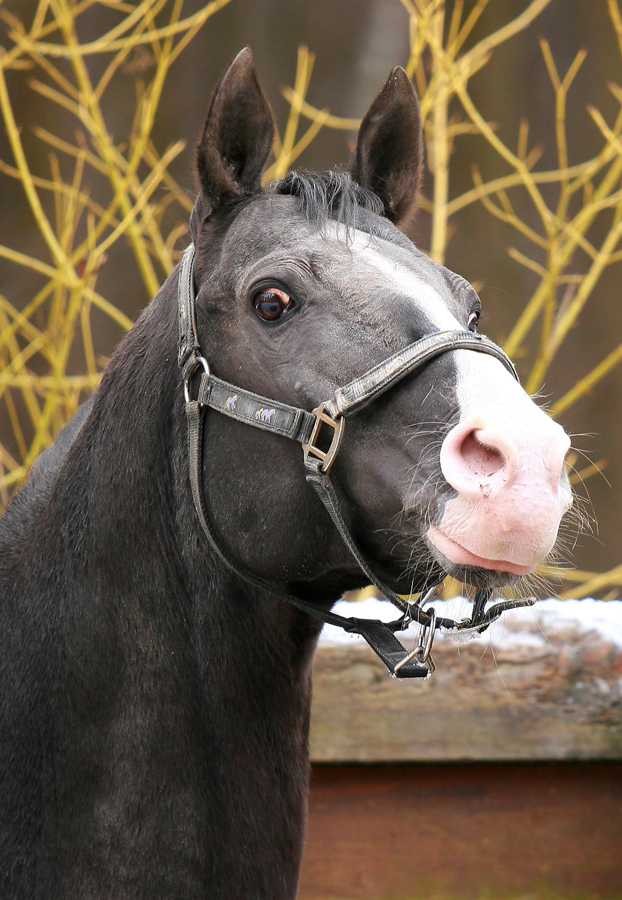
302,404,345,472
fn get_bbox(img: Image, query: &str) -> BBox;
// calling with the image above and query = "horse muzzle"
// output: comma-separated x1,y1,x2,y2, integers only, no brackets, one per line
430,406,572,577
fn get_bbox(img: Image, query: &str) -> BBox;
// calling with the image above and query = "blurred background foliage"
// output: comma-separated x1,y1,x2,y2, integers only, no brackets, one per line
1,0,622,598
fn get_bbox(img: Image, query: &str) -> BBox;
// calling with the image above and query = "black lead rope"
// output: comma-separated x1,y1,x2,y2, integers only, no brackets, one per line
178,244,534,678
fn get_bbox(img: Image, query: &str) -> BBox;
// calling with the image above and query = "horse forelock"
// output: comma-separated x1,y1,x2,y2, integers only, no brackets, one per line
269,169,395,242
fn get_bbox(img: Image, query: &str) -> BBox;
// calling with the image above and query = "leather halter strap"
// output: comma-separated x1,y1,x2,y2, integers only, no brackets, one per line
178,245,518,443
177,244,534,678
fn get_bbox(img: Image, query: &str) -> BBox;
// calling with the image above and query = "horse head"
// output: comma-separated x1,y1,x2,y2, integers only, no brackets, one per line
188,48,572,603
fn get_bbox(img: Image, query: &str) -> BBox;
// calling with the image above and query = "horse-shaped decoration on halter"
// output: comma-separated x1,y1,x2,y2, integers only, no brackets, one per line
0,48,571,900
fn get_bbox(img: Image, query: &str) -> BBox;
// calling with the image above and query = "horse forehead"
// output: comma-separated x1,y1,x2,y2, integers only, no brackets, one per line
323,226,465,330
218,198,319,266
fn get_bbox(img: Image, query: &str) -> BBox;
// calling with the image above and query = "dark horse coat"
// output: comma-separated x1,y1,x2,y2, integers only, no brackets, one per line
0,50,571,899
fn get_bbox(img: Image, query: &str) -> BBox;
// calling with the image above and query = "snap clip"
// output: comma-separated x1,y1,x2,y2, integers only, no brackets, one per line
394,607,437,676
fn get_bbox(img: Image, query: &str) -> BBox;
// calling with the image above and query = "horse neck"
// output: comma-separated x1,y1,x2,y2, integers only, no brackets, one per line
17,274,319,897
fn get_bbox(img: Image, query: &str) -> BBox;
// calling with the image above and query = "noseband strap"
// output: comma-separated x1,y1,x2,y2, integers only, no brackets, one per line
325,329,517,418
178,244,533,678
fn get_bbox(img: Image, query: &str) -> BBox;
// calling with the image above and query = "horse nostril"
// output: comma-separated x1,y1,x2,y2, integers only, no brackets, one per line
440,420,517,499
460,430,506,479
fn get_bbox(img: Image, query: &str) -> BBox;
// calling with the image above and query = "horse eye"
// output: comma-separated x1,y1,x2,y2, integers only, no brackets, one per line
467,310,480,332
253,288,295,322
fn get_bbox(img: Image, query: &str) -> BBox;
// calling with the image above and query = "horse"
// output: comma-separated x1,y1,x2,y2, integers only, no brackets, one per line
0,48,572,900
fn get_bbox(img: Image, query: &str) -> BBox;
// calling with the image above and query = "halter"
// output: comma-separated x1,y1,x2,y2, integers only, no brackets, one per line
178,244,534,677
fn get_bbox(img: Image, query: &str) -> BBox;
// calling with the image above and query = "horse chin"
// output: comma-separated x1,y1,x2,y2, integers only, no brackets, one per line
396,508,520,591
426,540,523,589
445,561,520,590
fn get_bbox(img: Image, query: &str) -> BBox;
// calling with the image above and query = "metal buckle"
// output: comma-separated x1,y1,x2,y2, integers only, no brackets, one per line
302,403,345,473
183,355,210,404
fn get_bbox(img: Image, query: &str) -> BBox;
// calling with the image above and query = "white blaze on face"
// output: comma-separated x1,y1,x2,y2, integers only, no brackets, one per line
353,241,463,333
349,234,573,577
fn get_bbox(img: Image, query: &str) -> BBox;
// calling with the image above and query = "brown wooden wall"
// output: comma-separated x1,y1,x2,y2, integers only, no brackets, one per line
300,761,622,900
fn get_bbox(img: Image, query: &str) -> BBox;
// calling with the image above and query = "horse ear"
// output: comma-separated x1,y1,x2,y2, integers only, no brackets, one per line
349,67,424,226
196,48,274,211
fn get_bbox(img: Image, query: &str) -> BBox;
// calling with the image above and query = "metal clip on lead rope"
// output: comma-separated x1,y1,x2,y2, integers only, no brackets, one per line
394,607,437,676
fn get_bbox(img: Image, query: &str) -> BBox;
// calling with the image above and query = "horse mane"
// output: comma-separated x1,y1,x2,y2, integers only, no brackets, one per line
270,169,396,242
